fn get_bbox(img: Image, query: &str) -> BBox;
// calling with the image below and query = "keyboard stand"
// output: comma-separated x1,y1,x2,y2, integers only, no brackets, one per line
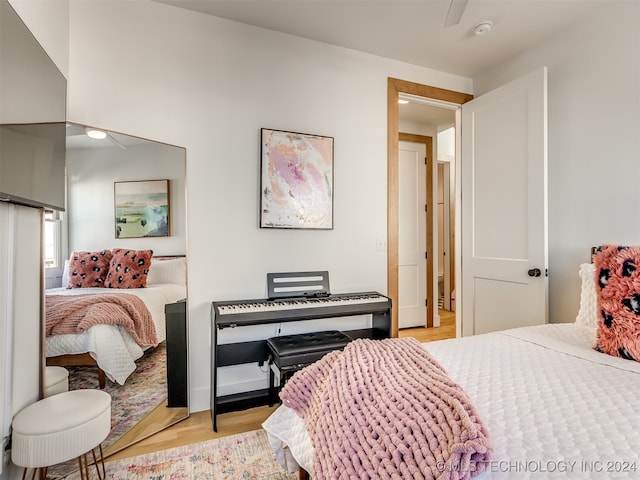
210,289,391,431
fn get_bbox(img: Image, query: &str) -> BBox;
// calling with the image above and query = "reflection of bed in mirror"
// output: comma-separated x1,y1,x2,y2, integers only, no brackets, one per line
45,256,187,388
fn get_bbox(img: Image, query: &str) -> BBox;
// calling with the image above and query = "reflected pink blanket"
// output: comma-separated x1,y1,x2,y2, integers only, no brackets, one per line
45,293,158,347
280,337,492,480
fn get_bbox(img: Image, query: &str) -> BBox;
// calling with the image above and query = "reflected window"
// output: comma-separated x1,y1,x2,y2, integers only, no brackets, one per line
44,210,62,269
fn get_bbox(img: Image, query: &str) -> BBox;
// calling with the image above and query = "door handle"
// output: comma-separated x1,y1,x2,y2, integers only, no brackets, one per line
528,268,542,278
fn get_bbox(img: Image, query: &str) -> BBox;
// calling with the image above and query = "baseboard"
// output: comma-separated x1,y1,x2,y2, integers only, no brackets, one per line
188,386,210,414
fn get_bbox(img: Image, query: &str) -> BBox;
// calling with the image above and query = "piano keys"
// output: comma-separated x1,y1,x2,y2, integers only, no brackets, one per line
213,292,391,328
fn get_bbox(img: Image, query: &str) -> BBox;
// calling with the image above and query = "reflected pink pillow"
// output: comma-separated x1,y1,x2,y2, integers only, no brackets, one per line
67,250,112,288
593,244,640,362
105,249,153,289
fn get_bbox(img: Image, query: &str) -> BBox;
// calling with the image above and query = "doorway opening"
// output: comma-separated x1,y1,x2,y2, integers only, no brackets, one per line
387,78,473,338
437,127,455,313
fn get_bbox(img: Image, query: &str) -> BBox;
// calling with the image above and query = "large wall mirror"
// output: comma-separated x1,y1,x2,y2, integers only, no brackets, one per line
44,124,188,476
1,0,189,474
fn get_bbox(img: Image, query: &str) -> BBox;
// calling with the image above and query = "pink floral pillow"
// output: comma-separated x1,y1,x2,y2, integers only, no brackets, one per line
593,244,640,362
67,250,112,288
105,249,153,289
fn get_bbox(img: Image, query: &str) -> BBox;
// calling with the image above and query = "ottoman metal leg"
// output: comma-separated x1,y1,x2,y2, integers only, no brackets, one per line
78,443,106,480
92,444,106,480
20,466,47,480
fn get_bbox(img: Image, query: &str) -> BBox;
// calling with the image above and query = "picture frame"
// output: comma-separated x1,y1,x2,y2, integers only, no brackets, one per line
114,179,170,238
260,128,334,229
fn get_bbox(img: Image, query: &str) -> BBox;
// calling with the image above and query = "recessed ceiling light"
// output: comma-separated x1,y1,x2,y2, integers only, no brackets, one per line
398,99,409,104
85,128,107,139
472,21,493,35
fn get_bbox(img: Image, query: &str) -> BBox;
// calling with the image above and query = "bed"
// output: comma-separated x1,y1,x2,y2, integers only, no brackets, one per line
45,252,186,387
263,247,640,479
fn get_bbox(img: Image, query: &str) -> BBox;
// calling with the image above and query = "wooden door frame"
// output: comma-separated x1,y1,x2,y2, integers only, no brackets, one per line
388,78,473,337
398,133,433,329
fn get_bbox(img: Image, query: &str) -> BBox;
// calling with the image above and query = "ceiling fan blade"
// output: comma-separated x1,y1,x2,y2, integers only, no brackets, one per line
444,0,469,27
106,132,127,150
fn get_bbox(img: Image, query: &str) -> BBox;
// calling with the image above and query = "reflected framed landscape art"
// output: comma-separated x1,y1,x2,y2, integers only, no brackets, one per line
114,179,170,238
260,128,334,229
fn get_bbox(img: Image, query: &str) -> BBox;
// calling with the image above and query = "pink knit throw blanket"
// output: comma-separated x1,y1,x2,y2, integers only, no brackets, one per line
45,293,158,347
279,337,492,480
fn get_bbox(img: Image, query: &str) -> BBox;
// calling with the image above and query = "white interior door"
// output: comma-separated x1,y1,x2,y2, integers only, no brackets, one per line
398,140,426,329
461,67,548,336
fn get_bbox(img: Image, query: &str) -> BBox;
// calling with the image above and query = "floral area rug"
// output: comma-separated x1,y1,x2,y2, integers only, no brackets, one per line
101,343,168,450
70,343,168,451
63,430,298,480
48,344,167,478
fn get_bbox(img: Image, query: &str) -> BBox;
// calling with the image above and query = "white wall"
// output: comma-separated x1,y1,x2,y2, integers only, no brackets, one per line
66,142,186,257
473,1,640,326
438,127,455,160
0,204,42,479
64,0,472,411
7,0,69,78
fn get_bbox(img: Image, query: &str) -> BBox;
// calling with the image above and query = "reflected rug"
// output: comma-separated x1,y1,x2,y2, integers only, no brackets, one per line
48,344,167,478
68,343,168,452
63,430,297,480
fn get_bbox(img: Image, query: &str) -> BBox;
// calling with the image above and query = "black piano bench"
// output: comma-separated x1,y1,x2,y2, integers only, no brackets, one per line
267,330,351,405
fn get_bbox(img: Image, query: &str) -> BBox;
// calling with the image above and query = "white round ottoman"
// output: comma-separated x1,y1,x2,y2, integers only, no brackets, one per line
12,389,111,480
45,366,69,397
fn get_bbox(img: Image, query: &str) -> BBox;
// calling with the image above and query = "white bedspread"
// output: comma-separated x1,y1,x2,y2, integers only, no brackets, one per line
263,324,640,479
45,283,186,385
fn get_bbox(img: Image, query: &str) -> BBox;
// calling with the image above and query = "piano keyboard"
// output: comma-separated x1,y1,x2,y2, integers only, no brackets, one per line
216,293,388,315
210,288,392,431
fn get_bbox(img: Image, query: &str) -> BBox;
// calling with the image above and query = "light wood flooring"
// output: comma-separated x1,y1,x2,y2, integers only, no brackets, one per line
398,308,455,342
105,310,456,462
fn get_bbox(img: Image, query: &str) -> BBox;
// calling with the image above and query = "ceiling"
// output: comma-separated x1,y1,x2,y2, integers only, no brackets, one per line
399,100,457,126
154,0,606,127
63,1,610,138
66,123,150,150
155,0,607,78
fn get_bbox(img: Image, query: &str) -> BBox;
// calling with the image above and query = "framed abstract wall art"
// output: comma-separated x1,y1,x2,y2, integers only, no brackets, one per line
260,128,334,229
114,179,170,238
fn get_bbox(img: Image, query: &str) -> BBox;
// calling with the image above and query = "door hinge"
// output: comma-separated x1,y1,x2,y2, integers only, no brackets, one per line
425,204,428,212
425,251,428,259
424,157,427,164
425,299,428,307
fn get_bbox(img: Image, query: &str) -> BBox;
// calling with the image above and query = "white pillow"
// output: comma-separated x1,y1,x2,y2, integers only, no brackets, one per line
575,262,598,328
61,259,70,288
146,257,187,286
